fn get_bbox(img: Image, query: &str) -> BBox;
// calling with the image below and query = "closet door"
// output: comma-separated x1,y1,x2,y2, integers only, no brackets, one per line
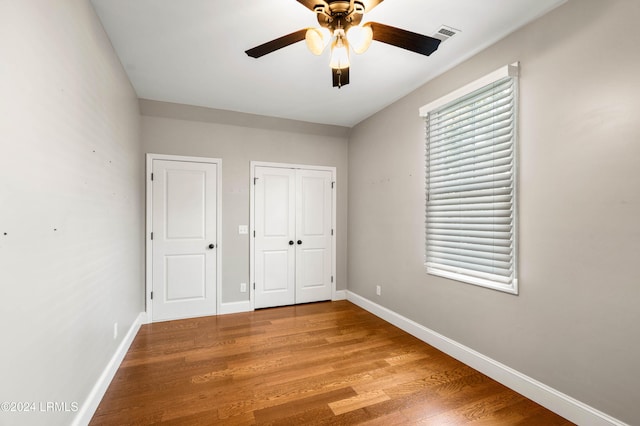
254,166,333,309
254,166,296,309
295,169,333,304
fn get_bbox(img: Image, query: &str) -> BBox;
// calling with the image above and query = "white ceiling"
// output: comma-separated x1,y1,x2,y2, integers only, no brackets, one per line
91,0,565,127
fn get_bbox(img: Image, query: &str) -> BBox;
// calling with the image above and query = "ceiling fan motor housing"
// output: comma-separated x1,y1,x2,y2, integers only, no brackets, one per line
315,1,365,31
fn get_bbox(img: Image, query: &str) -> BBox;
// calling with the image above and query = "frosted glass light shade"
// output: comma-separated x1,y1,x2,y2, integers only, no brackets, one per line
305,28,331,55
347,25,373,54
329,37,350,69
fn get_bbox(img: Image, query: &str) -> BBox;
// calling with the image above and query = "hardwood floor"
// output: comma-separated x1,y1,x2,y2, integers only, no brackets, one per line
91,301,572,425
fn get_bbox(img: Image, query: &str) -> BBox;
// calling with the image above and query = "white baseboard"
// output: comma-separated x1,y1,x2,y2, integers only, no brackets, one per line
346,291,627,426
333,290,347,300
72,312,146,426
219,300,253,315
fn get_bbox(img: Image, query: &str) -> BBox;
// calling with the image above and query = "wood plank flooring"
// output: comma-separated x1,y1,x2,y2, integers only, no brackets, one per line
91,301,573,425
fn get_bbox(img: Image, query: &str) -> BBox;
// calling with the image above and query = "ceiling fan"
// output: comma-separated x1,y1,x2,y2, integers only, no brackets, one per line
245,0,442,88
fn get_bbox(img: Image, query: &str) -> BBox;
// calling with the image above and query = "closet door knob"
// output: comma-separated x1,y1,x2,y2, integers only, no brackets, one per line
297,240,302,245
289,240,294,245
208,244,215,249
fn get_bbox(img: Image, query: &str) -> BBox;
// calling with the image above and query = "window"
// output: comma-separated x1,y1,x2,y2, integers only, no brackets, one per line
420,63,519,294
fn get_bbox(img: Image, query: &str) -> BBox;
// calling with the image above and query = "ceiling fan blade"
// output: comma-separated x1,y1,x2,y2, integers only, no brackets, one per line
296,0,328,12
332,67,350,88
360,0,384,13
366,22,441,56
245,29,307,58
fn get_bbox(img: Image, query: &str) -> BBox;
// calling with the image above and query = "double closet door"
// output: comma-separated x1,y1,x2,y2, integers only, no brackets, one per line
254,165,334,309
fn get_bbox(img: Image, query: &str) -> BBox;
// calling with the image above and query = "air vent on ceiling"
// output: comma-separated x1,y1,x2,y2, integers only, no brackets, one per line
433,25,460,42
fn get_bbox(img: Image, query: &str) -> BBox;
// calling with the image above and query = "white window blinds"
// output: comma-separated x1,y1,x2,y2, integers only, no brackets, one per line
422,64,518,293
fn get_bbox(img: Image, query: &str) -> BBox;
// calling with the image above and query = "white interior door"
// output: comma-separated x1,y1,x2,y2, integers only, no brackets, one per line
152,159,217,321
254,166,296,309
295,169,333,303
254,165,333,309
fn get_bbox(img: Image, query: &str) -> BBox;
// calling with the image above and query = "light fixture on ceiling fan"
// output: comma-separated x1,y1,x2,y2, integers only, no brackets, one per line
245,0,442,88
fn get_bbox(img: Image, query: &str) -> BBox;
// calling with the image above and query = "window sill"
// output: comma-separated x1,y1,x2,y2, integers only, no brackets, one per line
426,265,518,295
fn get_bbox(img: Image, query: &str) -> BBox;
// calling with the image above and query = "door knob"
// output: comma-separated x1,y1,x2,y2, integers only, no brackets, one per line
208,243,215,249
297,240,302,245
289,240,294,245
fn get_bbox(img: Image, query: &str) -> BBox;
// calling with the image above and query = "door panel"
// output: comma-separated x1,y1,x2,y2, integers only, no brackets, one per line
295,169,333,304
165,170,206,239
263,174,292,237
300,176,326,236
152,159,217,321
254,167,296,308
165,254,206,300
263,251,291,291
300,249,326,287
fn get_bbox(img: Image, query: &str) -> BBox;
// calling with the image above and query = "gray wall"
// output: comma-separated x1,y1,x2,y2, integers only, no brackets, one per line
0,1,143,426
347,0,640,424
140,101,349,303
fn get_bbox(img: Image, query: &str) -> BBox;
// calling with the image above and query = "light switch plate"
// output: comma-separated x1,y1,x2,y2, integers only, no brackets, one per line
238,225,248,235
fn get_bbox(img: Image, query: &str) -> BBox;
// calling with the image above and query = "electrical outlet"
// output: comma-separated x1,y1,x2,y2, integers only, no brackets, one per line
376,285,381,296
240,282,247,293
113,322,118,340
238,225,248,235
